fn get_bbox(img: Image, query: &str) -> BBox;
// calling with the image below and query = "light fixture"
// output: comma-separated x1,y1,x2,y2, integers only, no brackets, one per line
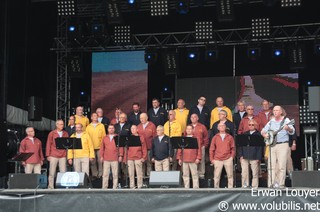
281,0,301,7
247,44,261,61
195,21,213,41
163,50,179,75
176,0,190,15
186,48,200,62
144,48,158,64
106,0,123,25
57,0,76,16
113,25,131,45
314,40,320,56
67,54,83,78
205,46,218,62
288,42,306,70
127,0,141,11
217,0,234,22
272,43,285,59
251,18,270,38
150,0,169,16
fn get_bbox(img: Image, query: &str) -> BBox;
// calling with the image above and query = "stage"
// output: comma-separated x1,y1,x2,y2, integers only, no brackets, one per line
1,187,320,212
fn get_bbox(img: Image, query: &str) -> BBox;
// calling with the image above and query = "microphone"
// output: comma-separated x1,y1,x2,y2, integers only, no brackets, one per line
7,129,18,133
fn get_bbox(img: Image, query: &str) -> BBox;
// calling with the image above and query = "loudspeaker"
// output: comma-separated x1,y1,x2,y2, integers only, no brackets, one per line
308,86,320,112
8,173,47,189
28,96,43,121
291,171,320,188
149,171,181,188
55,172,89,188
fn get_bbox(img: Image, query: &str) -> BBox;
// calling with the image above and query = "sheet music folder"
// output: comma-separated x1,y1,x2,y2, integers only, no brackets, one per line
55,137,82,150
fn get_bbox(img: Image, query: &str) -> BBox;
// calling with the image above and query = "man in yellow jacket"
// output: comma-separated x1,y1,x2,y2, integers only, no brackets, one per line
68,123,95,177
75,106,90,131
210,97,233,128
86,113,106,179
164,110,182,170
174,99,189,134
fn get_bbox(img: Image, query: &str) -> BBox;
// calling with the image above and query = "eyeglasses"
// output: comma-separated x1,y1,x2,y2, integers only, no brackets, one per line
248,124,255,126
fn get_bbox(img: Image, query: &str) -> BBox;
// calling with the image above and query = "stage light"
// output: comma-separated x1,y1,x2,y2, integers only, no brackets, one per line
247,45,261,61
106,0,123,25
57,0,76,16
281,0,301,7
176,0,190,14
114,25,131,45
307,81,311,85
80,92,85,95
150,0,168,16
272,43,285,58
205,47,218,62
127,0,141,11
163,50,179,75
68,26,76,32
144,48,158,64
288,42,306,70
251,18,270,38
217,0,234,22
186,48,200,62
67,54,83,78
195,21,213,41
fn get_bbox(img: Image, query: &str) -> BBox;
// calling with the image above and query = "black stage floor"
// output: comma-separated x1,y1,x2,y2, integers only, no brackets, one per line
1,187,319,212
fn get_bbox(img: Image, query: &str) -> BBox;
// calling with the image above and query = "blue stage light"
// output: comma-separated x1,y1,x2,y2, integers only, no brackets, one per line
68,26,75,32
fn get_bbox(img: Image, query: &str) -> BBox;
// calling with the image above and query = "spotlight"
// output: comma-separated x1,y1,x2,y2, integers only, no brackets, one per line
217,0,234,22
144,48,158,64
186,48,200,62
251,18,270,38
150,0,169,16
68,26,76,32
176,0,190,14
281,0,301,7
205,47,218,62
195,21,213,41
272,44,285,58
67,20,80,39
247,45,261,61
113,25,131,45
127,0,141,11
57,0,76,16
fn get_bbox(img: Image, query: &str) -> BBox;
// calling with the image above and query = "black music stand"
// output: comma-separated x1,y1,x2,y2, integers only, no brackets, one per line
55,138,82,172
236,134,265,188
124,135,142,188
114,135,129,188
11,152,34,174
171,136,198,177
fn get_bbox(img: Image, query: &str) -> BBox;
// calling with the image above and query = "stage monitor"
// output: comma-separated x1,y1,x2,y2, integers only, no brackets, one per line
55,172,89,188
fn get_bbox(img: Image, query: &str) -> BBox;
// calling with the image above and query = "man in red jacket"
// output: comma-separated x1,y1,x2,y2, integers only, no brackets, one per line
100,124,124,189
19,127,44,174
46,119,69,189
177,125,202,188
209,123,235,188
125,125,148,189
190,113,209,179
137,113,156,177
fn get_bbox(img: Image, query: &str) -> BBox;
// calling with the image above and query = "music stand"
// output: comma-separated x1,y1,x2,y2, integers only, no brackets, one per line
124,135,142,188
171,136,198,178
114,135,129,188
55,138,82,172
11,152,34,174
236,134,265,188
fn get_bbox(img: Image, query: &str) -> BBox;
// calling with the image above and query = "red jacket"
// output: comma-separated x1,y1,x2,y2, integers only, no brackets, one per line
124,135,148,161
137,122,157,150
46,130,69,158
192,123,209,148
100,134,124,161
237,116,262,134
257,110,272,128
176,136,202,163
19,137,44,164
209,133,235,161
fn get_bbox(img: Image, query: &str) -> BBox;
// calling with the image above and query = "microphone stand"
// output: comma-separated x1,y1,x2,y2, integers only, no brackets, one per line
117,125,122,189
124,136,129,189
13,132,21,174
168,120,172,171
